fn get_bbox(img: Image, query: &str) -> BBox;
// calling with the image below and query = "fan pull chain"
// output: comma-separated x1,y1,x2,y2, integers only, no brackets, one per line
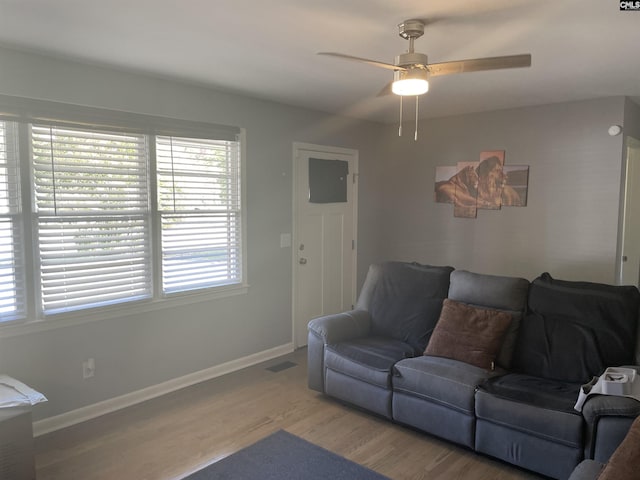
415,96,419,141
398,96,403,137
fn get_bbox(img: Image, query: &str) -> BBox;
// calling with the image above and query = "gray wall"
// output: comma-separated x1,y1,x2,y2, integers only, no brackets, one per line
0,47,386,420
0,45,633,424
377,97,627,283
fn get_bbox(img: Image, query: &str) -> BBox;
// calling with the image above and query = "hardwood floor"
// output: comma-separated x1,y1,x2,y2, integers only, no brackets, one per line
35,348,542,480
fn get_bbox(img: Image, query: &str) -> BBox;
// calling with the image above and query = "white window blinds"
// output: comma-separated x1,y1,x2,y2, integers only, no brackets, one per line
32,125,152,314
0,121,24,322
156,135,242,294
0,95,245,325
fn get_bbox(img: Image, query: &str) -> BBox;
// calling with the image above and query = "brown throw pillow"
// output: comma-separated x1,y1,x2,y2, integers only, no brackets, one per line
598,416,640,480
424,299,512,370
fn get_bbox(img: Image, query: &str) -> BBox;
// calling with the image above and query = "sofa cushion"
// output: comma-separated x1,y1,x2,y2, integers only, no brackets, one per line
476,373,584,448
364,262,454,353
512,273,640,383
325,337,415,389
424,299,512,370
448,269,530,312
480,373,582,413
393,355,502,414
448,270,529,369
598,415,640,480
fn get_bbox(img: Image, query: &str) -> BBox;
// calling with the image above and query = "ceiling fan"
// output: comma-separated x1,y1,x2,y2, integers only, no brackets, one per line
318,19,531,139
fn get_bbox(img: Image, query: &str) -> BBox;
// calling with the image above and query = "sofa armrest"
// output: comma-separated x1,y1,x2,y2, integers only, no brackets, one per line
582,394,640,462
308,310,371,344
307,310,371,393
568,460,604,480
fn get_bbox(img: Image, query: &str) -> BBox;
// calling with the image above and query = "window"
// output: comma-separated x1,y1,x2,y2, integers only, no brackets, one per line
32,125,152,314
0,97,244,326
156,136,242,294
0,121,24,321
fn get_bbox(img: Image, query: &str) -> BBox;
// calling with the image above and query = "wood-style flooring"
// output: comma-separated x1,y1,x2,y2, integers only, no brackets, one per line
34,348,542,480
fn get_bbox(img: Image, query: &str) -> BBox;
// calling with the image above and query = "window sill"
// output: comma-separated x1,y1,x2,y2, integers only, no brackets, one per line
0,283,249,339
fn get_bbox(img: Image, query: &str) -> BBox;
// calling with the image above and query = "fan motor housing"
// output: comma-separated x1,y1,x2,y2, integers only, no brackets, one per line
395,52,428,68
398,19,425,39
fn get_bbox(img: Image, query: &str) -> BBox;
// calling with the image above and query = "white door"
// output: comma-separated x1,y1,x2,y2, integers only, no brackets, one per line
620,137,640,286
293,143,358,348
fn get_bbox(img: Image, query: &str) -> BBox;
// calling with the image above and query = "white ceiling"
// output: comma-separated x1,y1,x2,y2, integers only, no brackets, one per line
0,0,638,124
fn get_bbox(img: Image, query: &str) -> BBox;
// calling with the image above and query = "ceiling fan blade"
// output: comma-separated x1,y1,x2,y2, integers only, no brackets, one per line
317,52,405,72
428,54,531,77
376,81,394,97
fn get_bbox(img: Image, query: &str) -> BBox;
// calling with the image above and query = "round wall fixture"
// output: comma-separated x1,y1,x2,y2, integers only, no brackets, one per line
608,125,622,136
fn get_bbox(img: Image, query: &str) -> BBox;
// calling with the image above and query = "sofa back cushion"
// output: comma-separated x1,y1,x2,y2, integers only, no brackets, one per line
358,261,453,354
447,270,530,368
512,273,640,383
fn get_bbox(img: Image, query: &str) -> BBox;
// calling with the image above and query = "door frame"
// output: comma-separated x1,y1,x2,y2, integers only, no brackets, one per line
291,142,358,348
617,135,640,285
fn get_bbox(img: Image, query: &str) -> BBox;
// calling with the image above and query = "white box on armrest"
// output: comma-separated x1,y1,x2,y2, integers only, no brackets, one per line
602,367,637,396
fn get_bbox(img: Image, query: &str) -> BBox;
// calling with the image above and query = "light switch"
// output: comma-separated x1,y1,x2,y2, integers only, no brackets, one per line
280,233,292,248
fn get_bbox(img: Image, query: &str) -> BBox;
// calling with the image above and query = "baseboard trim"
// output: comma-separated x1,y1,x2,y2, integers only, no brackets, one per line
33,342,295,437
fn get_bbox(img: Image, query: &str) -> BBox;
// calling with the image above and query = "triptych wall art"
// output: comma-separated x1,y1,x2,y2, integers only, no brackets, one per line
434,150,529,218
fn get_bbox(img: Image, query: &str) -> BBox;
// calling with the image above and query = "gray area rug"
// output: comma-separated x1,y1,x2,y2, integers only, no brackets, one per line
182,430,391,479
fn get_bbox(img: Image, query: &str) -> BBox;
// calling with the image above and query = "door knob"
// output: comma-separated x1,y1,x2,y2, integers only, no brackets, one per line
299,258,307,265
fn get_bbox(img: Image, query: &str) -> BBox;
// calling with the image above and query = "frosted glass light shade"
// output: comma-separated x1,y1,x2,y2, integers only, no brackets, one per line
392,78,429,96
392,68,429,96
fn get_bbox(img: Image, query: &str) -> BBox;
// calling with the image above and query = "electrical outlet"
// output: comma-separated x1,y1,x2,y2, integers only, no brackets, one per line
82,358,95,379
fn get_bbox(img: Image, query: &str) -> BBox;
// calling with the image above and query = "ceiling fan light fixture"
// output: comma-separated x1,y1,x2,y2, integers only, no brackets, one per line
317,18,531,140
392,69,429,96
392,78,429,96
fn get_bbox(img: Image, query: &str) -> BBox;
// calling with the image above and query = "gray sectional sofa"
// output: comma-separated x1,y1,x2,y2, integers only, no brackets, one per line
307,261,640,480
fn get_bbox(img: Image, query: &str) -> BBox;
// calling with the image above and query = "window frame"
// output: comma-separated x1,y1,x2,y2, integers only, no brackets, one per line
0,95,248,336
31,124,154,316
0,120,26,322
155,135,243,296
